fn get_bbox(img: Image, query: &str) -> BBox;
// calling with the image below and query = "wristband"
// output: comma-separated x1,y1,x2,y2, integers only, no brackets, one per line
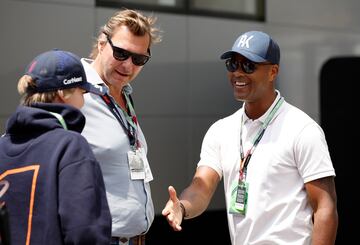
179,201,187,220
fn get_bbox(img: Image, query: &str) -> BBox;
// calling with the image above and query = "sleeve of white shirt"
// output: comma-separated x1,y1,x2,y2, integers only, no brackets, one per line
197,120,224,179
294,121,336,183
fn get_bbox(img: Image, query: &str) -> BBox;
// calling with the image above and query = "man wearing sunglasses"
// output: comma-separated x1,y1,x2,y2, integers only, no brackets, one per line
162,30,338,245
80,9,162,245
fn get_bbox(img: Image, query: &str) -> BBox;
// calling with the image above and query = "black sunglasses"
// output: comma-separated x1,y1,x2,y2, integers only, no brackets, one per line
225,58,272,74
105,35,151,66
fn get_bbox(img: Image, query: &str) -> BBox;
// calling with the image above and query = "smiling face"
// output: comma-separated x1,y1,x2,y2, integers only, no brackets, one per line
93,25,151,96
227,54,278,105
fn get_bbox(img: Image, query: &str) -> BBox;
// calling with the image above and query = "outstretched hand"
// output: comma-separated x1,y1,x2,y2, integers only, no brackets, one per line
162,186,184,231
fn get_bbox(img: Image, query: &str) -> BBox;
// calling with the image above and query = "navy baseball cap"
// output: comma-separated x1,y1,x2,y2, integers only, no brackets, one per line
220,31,280,65
25,49,105,95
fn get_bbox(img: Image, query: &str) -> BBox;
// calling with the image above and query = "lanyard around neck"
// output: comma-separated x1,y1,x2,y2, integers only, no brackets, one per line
101,91,138,150
49,112,68,130
239,97,284,178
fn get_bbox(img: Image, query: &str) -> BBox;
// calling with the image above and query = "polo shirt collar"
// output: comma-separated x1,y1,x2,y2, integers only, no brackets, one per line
81,58,133,96
242,90,282,124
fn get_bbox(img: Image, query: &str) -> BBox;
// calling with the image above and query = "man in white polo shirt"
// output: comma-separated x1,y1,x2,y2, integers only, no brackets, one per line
162,30,338,245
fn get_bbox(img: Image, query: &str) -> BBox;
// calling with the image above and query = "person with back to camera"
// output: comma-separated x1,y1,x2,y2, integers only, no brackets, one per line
162,30,338,244
80,8,162,245
0,49,111,244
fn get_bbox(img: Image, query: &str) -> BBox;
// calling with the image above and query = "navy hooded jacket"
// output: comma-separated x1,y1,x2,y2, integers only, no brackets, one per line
0,103,111,244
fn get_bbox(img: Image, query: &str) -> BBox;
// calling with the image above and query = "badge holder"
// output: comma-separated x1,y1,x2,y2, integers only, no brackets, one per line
229,180,249,215
128,149,145,180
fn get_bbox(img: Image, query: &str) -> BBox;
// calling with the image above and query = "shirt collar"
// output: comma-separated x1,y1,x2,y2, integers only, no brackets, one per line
242,90,282,124
81,58,109,88
81,58,132,95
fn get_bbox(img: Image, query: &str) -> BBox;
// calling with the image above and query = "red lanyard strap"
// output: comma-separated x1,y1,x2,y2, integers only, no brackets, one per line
100,94,138,149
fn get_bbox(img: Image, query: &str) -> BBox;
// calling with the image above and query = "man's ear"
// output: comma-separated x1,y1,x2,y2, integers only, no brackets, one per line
270,64,279,80
98,33,107,53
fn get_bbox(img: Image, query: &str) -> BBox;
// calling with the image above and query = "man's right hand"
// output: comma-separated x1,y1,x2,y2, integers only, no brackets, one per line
161,185,184,231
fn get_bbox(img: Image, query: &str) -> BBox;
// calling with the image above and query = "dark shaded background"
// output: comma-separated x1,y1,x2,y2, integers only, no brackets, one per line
320,57,359,244
147,210,231,244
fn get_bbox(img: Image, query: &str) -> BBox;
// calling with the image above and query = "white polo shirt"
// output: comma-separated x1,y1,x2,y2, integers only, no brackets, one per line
198,92,335,245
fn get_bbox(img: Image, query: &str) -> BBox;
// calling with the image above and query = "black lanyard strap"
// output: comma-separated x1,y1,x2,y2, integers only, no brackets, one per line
101,94,137,148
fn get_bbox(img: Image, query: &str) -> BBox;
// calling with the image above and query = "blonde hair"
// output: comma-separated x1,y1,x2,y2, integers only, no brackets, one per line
17,75,76,106
89,8,162,59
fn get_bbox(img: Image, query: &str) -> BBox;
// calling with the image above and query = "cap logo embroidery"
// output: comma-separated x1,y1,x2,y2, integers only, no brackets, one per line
237,35,253,49
63,77,82,85
27,61,37,73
